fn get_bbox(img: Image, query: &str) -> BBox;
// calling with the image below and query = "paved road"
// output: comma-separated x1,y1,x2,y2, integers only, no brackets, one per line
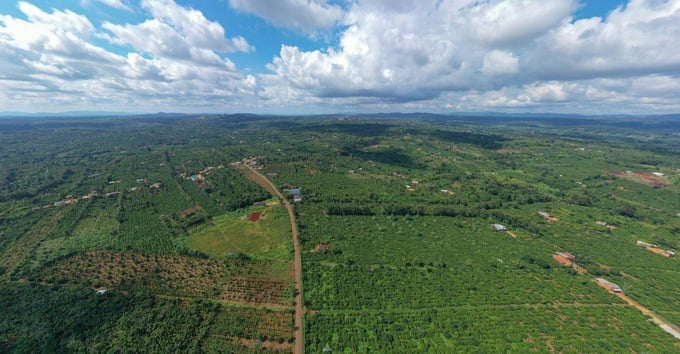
243,166,305,354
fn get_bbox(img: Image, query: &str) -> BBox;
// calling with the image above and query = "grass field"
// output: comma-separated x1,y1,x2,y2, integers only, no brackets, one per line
187,202,291,261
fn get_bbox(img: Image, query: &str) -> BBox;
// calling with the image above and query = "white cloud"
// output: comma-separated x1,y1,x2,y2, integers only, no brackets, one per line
1,0,679,114
229,0,344,35
87,0,131,11
481,50,519,76
464,0,576,46
263,0,680,113
0,0,258,112
103,0,253,60
526,0,680,79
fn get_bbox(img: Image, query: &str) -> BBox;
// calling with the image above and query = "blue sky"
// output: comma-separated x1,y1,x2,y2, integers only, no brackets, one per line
1,0,678,114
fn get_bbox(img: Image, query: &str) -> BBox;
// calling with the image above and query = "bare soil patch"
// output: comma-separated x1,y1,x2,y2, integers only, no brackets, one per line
608,170,669,187
249,211,262,222
553,254,572,266
646,247,673,257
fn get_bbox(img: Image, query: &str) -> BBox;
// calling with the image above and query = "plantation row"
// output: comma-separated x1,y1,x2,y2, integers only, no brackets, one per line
306,305,675,352
303,263,620,310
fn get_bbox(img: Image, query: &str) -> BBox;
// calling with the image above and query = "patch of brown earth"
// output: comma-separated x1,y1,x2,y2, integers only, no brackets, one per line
249,212,262,222
646,247,673,257
607,170,669,187
553,254,572,266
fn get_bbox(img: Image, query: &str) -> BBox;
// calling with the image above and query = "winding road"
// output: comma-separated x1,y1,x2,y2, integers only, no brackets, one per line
242,165,305,354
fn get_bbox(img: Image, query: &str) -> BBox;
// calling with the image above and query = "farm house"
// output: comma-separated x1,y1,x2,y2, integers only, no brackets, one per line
492,224,507,231
596,278,623,293
555,252,576,261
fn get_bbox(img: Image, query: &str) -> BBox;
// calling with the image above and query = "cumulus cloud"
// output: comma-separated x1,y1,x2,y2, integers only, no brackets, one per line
465,0,576,46
263,0,680,113
2,0,679,114
87,0,131,11
104,0,253,59
0,0,257,112
481,50,519,76
526,0,680,80
229,0,344,35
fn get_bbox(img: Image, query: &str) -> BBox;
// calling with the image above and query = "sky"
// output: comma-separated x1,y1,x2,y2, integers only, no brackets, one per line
0,0,679,115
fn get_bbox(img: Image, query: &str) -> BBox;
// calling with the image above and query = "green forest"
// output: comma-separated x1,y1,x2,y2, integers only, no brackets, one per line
0,113,678,352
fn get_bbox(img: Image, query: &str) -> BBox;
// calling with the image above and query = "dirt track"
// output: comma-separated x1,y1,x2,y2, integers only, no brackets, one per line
242,165,305,354
612,291,680,340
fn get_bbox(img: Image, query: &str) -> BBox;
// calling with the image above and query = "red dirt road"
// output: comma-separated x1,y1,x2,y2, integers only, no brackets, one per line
242,165,305,354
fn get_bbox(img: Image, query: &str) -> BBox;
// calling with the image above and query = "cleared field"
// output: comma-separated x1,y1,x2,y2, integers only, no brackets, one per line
187,203,291,260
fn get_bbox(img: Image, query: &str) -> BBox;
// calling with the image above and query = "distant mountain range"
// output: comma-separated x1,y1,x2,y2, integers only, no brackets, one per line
1,110,678,121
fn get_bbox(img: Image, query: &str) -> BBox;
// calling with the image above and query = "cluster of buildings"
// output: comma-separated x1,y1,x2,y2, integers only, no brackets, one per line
38,178,162,210
179,164,226,184
235,156,264,170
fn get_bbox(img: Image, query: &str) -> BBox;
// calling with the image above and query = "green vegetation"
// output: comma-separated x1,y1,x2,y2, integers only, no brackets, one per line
187,203,291,260
0,113,678,352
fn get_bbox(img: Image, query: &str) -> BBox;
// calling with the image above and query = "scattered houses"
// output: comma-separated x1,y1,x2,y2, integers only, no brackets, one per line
636,240,655,248
52,195,78,207
538,211,558,222
492,224,508,231
315,244,331,252
553,252,576,266
596,220,617,230
595,278,623,293
637,240,676,258
284,188,303,202
556,252,576,261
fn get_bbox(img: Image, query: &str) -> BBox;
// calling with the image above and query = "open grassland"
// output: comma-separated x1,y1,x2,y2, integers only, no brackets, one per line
187,203,291,260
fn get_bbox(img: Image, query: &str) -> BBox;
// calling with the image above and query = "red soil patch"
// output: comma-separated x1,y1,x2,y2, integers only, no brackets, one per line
553,254,572,266
607,170,669,187
249,212,261,222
